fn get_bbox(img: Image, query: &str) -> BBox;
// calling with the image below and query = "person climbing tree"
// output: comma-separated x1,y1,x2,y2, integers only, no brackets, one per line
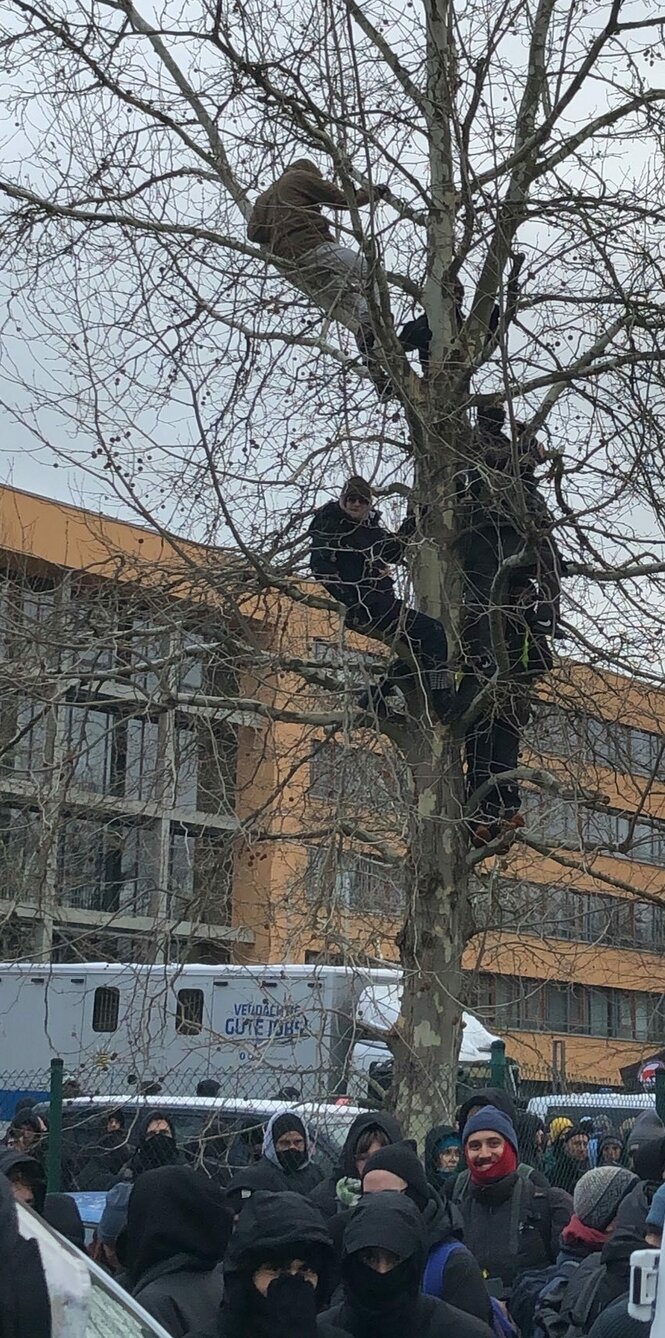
308,476,450,721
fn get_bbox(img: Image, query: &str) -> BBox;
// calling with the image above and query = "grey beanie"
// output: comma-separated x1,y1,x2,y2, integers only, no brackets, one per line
97,1181,132,1245
573,1166,638,1231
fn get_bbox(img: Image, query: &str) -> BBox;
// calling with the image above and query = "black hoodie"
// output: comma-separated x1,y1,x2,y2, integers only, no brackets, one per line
0,1173,51,1337
310,1112,404,1220
322,1192,494,1338
124,1165,231,1337
0,1148,47,1213
424,1123,462,1190
127,1109,184,1181
205,1190,348,1338
457,1088,517,1134
614,1131,665,1236
361,1141,493,1325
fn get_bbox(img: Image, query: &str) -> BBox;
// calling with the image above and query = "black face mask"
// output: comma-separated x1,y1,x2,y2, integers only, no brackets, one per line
345,1255,417,1313
277,1147,308,1174
139,1133,177,1169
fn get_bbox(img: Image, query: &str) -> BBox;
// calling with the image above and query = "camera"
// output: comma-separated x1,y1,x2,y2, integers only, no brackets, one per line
629,1249,660,1322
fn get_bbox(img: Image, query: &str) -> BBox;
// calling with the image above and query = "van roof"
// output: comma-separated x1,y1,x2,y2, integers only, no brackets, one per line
527,1091,654,1116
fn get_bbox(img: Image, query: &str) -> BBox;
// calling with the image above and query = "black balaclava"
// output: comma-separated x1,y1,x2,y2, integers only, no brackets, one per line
223,1190,335,1338
342,1191,427,1338
269,1114,309,1174
361,1141,430,1212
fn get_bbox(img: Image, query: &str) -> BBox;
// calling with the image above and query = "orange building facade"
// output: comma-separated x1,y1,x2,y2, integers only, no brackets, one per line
0,485,664,1088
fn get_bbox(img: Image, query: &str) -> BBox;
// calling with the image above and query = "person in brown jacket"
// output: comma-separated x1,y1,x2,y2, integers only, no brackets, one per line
247,158,388,354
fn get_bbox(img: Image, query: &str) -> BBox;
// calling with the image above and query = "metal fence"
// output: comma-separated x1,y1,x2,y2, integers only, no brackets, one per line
1,1049,663,1197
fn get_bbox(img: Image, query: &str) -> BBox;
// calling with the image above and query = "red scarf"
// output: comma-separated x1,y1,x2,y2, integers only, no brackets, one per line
562,1216,609,1249
467,1142,518,1185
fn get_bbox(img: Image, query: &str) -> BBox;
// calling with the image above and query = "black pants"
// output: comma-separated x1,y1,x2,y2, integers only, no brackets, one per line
465,706,521,820
345,591,448,682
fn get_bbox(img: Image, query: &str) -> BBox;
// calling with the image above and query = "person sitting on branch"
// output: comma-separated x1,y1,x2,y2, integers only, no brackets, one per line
308,475,450,722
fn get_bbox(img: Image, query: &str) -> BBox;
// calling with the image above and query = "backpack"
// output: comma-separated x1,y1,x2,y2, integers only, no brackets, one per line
452,1164,553,1265
557,1256,607,1338
532,1258,584,1338
423,1240,518,1338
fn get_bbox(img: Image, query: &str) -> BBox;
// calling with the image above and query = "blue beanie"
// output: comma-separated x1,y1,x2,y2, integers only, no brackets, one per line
462,1105,519,1155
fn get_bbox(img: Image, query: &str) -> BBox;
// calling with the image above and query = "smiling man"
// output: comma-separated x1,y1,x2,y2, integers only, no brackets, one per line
452,1106,573,1297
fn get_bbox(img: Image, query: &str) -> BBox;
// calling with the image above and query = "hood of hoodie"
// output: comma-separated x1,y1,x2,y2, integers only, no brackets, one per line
125,1165,231,1288
627,1110,665,1152
262,1110,313,1169
0,1148,46,1211
340,1111,403,1179
342,1190,427,1269
601,1224,646,1268
225,1189,335,1279
421,1185,465,1246
457,1087,516,1133
424,1123,461,1182
633,1135,665,1183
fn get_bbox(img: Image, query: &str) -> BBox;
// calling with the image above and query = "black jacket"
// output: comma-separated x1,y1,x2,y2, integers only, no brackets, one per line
310,1112,403,1220
124,1165,231,1338
556,1227,644,1335
308,500,415,606
453,1168,572,1292
236,1154,324,1197
421,1187,494,1325
588,1295,650,1338
0,1174,51,1337
322,1192,494,1338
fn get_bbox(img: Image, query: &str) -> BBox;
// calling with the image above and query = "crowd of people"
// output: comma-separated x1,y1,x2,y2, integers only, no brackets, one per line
1,1085,661,1337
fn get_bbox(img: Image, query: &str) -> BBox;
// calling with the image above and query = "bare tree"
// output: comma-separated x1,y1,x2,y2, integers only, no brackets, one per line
2,0,665,1128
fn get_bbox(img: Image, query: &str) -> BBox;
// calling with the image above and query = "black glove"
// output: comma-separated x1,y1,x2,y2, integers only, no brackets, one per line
264,1274,319,1338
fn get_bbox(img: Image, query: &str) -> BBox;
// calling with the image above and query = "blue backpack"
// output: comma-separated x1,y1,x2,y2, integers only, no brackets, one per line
423,1239,518,1338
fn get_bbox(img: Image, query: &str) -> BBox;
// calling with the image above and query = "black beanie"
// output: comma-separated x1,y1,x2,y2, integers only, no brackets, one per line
362,1141,430,1212
271,1113,306,1144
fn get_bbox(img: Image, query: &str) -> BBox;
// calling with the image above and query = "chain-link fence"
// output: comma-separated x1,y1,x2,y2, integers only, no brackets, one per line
1,1046,661,1198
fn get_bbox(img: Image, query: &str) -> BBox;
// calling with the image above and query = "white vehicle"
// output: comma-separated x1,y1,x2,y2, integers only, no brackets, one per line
0,961,504,1110
17,1198,171,1337
36,1093,369,1187
527,1090,655,1127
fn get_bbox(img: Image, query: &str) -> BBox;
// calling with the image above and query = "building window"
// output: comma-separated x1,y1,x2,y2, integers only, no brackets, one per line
469,972,665,1043
168,825,233,922
310,740,407,809
307,847,407,917
176,988,203,1034
92,986,120,1032
528,703,665,781
492,879,665,953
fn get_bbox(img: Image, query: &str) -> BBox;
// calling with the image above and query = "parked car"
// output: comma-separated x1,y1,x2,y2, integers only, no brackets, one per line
18,1197,172,1336
34,1094,367,1191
